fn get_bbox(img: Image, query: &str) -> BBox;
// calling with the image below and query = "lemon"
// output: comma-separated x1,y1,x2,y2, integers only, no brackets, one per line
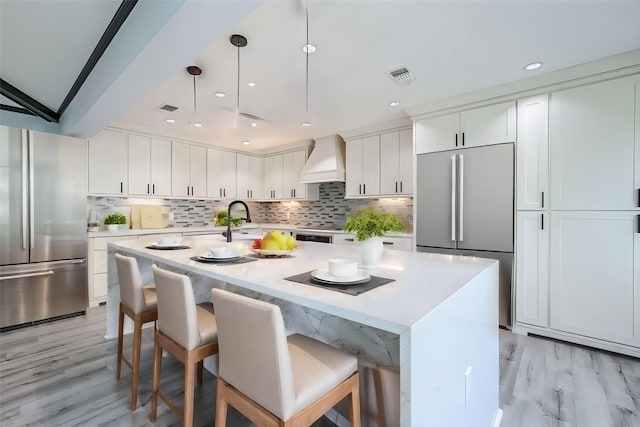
260,235,280,250
285,235,297,251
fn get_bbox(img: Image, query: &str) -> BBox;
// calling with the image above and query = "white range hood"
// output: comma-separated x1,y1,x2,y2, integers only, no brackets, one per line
300,135,346,183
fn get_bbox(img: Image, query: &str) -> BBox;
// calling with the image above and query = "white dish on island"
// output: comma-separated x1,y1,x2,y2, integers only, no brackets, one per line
197,251,241,261
149,241,186,248
250,248,294,257
311,267,370,285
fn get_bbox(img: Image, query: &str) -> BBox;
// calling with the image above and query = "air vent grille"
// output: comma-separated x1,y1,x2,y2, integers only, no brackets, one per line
155,104,178,112
386,67,416,85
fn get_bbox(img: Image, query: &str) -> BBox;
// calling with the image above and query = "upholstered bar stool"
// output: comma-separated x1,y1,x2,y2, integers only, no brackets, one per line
115,253,158,410
150,265,218,427
211,288,361,427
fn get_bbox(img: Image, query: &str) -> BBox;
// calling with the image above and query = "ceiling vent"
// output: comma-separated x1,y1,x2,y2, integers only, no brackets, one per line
386,67,416,85
154,103,178,112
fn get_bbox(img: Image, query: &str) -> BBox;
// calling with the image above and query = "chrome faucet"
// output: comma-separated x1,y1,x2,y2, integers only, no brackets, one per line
226,200,252,242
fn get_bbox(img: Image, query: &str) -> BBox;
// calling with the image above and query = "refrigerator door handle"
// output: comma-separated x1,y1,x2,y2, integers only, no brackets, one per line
28,132,35,250
458,153,464,241
21,130,28,250
451,154,457,241
0,270,54,281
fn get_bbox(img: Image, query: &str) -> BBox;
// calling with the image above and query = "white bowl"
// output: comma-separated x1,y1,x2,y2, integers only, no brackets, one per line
158,237,180,246
210,247,234,257
328,258,358,278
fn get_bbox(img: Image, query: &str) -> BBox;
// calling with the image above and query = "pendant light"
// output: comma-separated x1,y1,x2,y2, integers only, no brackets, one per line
230,34,247,128
187,65,202,127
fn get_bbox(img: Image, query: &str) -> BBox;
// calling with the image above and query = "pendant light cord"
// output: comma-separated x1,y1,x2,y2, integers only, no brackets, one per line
237,44,241,114
193,75,197,116
305,0,309,112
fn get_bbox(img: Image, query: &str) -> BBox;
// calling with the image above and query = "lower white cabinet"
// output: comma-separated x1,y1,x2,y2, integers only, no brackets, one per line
333,234,413,252
549,211,640,347
515,211,549,328
87,235,135,307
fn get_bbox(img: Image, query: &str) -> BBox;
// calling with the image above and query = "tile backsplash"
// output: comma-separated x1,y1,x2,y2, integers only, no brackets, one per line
87,182,413,231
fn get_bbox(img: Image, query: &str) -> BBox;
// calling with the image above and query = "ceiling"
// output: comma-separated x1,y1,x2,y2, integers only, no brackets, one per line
2,1,640,153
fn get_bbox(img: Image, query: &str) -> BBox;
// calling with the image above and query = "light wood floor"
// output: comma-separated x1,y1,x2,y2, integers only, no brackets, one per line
1,307,639,426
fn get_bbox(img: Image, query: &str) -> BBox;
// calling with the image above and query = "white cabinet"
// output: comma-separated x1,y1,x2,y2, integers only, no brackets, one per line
549,76,638,210
128,134,171,197
346,135,380,197
333,234,413,252
236,153,262,200
207,148,236,199
87,235,134,307
516,95,549,210
263,154,283,199
549,211,640,347
380,128,413,196
88,129,128,195
415,101,516,154
515,211,549,328
172,142,206,198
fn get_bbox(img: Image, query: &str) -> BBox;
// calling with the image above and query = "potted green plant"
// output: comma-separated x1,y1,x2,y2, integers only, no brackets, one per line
342,209,405,269
104,213,127,231
215,210,242,228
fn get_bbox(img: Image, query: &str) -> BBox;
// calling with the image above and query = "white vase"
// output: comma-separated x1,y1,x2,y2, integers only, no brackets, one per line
106,224,119,232
360,236,383,270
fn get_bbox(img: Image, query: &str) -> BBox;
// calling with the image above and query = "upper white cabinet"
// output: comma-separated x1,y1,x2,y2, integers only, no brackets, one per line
171,142,206,198
515,211,549,328
415,101,516,154
88,129,128,195
263,154,284,200
207,148,236,199
128,134,171,197
549,211,640,347
346,135,381,197
549,75,639,210
236,153,262,200
516,95,549,210
380,128,413,196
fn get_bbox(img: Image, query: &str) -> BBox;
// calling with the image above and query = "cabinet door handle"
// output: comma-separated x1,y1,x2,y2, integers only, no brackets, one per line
363,184,366,194
541,191,545,208
455,133,458,147
458,154,464,241
345,238,354,242
152,184,155,194
293,189,296,198
541,213,544,230
224,188,226,197
451,154,457,241
383,241,393,245
359,184,362,195
462,132,465,146
400,181,403,193
187,186,190,196
637,189,639,208
191,186,194,195
395,181,398,193
637,215,639,233
147,184,150,194
250,190,253,198
120,182,123,193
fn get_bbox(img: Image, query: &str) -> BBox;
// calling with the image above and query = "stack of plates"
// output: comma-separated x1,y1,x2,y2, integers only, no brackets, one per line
196,251,242,262
310,267,370,285
148,241,188,249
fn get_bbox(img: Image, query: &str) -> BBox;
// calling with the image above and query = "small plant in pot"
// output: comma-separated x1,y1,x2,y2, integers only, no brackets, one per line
215,210,242,228
342,209,404,269
104,213,127,231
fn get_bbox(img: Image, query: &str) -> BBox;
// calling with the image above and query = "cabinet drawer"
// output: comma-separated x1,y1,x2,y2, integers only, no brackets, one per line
382,237,413,252
93,236,133,251
93,250,108,274
94,273,108,298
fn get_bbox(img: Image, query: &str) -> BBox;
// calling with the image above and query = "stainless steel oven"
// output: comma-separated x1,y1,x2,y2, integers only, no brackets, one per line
294,230,334,244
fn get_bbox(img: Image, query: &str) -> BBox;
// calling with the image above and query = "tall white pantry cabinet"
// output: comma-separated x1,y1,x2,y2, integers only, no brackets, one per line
514,74,640,356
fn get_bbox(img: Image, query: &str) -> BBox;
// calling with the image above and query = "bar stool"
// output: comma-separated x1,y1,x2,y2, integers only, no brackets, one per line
211,288,361,427
150,265,218,427
115,253,158,410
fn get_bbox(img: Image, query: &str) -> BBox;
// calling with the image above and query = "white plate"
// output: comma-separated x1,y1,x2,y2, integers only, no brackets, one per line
197,252,241,261
150,242,185,248
250,248,294,257
311,267,370,284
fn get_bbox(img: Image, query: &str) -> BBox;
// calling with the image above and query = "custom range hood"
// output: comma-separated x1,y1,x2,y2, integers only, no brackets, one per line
300,135,346,183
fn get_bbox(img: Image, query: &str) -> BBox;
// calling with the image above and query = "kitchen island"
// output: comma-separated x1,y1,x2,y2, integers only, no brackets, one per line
107,236,500,427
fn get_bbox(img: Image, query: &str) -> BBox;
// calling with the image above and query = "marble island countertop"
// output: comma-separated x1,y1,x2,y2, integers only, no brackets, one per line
108,236,493,333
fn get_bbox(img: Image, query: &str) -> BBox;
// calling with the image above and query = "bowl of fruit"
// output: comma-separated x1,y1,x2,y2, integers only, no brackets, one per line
250,231,297,257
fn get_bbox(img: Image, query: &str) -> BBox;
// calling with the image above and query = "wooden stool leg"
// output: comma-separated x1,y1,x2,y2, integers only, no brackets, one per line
150,332,162,422
116,304,125,380
183,351,195,427
350,373,361,427
197,360,203,385
131,314,143,410
215,378,228,427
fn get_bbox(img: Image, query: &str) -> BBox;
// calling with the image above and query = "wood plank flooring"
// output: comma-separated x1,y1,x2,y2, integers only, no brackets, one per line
1,307,639,426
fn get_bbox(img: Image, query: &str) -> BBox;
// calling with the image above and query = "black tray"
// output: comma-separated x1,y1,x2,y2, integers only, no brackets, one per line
285,271,395,296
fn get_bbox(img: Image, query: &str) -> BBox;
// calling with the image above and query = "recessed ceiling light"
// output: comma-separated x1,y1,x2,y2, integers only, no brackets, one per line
248,82,256,87
242,140,250,145
301,44,316,54
192,122,203,128
213,91,226,98
251,122,257,128
524,62,542,71
300,122,311,127
389,101,400,107
165,119,175,123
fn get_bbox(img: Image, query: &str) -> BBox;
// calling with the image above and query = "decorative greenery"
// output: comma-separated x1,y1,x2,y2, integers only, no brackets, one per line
104,213,127,225
215,210,242,227
342,209,404,241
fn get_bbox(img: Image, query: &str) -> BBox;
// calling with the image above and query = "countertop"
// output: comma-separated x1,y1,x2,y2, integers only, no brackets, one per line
89,223,413,239
109,237,495,333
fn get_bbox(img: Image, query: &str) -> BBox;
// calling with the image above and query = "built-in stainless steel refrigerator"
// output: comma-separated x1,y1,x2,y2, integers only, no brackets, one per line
416,143,514,327
0,126,88,330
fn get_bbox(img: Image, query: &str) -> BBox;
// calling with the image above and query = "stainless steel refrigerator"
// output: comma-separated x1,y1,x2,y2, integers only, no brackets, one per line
1,126,88,330
416,143,514,327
